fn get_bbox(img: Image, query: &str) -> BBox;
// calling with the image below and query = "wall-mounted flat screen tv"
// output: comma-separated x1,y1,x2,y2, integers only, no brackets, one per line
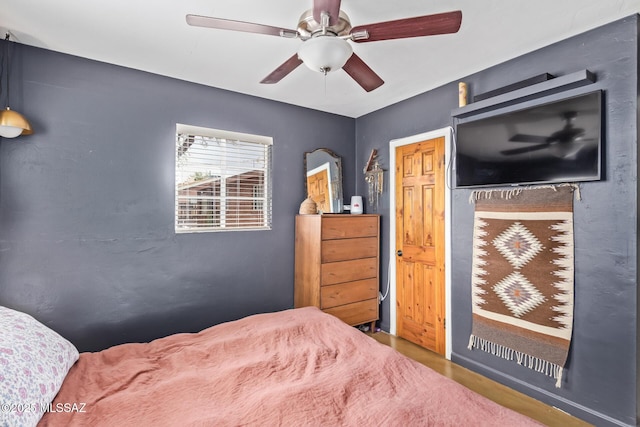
454,90,602,188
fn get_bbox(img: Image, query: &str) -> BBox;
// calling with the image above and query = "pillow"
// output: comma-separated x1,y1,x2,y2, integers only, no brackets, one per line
0,305,79,427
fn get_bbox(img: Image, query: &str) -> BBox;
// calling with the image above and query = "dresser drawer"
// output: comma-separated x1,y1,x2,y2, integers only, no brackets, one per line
321,237,378,263
321,216,378,240
320,278,378,309
321,257,377,286
323,299,378,326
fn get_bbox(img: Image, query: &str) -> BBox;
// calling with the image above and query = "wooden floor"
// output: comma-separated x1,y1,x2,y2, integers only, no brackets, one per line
368,332,592,427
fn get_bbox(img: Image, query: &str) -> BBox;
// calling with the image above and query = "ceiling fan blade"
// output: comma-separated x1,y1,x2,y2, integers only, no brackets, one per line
509,134,550,144
342,53,384,92
313,0,342,26
186,14,298,38
501,144,550,156
351,10,462,43
260,54,304,84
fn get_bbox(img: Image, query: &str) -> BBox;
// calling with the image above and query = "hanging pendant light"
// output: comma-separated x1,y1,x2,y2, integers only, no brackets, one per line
0,33,32,138
0,108,32,138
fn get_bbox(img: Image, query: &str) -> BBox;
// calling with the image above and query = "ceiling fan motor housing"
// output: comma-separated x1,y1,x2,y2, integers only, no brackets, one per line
297,9,352,39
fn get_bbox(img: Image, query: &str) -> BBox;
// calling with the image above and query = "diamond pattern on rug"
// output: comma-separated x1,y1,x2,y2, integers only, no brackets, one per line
492,222,544,269
493,271,546,318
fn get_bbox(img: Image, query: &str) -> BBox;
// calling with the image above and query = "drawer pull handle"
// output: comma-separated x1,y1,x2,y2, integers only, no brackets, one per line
397,250,403,256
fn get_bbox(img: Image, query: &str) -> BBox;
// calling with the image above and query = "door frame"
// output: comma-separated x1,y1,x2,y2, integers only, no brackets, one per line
389,126,453,359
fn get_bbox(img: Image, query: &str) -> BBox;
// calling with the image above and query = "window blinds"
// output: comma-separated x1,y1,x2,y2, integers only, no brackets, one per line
175,125,272,233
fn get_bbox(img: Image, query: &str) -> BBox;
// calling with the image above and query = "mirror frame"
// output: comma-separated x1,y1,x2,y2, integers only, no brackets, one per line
304,148,343,213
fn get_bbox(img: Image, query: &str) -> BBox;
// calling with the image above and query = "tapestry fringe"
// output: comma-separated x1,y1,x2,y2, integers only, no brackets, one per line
469,183,581,204
468,335,564,388
469,188,523,203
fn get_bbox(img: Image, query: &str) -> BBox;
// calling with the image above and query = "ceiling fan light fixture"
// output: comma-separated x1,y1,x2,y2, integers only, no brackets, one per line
0,107,32,138
297,36,352,74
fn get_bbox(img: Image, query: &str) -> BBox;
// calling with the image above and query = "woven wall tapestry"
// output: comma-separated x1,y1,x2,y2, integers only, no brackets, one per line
468,185,577,388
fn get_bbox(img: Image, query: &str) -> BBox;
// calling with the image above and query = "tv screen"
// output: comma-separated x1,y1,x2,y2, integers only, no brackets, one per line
454,90,602,188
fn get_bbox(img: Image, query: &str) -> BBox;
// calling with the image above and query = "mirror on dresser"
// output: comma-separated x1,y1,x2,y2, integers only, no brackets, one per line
304,148,343,213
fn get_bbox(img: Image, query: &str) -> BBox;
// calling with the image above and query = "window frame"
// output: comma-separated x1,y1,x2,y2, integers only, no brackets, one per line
175,123,273,233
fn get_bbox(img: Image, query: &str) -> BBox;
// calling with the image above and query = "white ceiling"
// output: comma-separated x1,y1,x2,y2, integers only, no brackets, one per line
2,0,640,118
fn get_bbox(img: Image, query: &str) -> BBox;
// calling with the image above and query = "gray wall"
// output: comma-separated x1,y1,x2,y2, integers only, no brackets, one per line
0,41,356,352
356,15,638,427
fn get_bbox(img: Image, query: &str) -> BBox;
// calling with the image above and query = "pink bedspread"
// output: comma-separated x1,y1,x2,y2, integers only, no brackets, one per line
39,307,541,426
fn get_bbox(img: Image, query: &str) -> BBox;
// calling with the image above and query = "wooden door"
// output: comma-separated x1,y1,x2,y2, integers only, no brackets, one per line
307,169,331,213
395,137,446,355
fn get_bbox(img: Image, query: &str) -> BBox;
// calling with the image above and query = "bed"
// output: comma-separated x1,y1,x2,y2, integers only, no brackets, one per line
0,305,541,426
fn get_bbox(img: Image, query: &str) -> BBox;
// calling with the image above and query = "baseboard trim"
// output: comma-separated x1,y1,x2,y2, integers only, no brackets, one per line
452,353,633,427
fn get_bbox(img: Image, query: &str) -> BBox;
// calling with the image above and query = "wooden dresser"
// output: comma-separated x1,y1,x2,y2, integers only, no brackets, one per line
294,214,379,330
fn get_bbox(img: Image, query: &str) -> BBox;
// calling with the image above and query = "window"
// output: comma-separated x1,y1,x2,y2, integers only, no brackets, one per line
175,124,272,233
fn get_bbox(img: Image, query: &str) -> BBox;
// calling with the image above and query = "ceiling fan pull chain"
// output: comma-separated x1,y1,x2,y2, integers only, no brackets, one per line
324,72,327,98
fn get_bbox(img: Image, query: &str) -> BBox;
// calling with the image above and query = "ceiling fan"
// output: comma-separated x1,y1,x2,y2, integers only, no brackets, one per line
186,1,462,92
501,112,592,158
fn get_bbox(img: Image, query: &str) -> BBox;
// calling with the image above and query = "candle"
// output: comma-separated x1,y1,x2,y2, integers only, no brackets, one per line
458,82,468,107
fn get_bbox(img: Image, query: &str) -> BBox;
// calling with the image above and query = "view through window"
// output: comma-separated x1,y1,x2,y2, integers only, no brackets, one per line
175,124,272,232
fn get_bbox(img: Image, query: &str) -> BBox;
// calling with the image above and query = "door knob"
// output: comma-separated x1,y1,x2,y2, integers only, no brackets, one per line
397,250,403,256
